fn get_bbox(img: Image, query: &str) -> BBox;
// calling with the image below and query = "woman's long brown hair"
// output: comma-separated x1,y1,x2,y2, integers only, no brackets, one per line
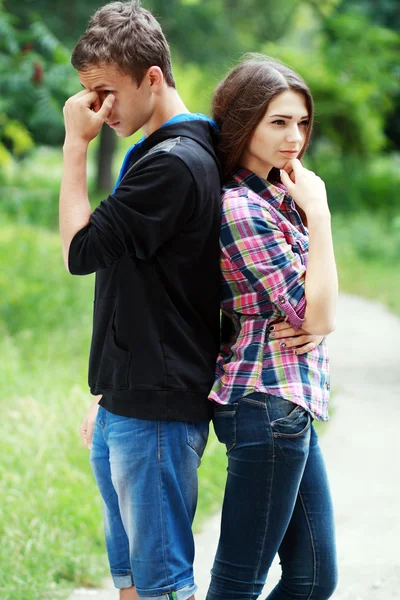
212,54,314,181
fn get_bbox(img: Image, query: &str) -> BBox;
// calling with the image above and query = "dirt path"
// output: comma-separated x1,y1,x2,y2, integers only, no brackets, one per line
69,294,400,600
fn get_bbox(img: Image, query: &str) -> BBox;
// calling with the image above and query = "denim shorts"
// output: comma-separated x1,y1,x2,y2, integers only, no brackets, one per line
90,406,209,600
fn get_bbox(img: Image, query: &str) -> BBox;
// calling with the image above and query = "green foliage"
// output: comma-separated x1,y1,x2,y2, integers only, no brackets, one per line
0,145,101,230
332,212,400,314
305,152,400,214
338,0,400,30
264,5,399,158
5,0,298,68
0,5,74,163
0,222,93,336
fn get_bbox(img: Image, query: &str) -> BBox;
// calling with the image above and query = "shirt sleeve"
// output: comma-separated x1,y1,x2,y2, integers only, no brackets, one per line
221,191,306,329
68,152,195,275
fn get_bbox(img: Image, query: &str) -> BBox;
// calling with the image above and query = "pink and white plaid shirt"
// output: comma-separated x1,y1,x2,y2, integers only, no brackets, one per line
209,169,330,421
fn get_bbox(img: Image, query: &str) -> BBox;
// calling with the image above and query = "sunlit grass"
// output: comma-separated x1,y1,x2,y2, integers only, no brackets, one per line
1,151,398,599
0,221,225,600
332,213,400,315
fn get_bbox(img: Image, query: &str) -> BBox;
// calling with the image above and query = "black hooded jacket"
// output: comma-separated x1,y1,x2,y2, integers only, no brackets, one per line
68,120,222,422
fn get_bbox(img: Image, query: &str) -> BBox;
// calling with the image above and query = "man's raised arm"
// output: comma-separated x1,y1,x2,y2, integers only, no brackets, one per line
59,90,114,270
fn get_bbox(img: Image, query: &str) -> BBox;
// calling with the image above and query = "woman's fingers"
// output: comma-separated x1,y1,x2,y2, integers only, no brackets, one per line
279,335,311,349
293,342,317,355
278,334,324,354
269,322,308,339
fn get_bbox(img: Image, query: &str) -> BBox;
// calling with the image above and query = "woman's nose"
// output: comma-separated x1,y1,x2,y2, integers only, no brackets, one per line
286,126,303,143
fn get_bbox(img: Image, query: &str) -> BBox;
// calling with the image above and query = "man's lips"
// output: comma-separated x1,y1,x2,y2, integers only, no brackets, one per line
108,121,120,128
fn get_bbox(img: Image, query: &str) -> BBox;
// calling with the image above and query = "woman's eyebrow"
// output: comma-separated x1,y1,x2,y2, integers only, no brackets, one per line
269,114,309,119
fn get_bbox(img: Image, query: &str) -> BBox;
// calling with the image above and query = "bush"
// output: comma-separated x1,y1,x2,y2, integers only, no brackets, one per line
0,219,93,335
306,152,400,214
0,145,102,230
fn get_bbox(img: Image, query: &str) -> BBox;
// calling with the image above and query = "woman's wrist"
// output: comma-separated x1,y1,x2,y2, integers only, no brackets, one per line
304,205,331,223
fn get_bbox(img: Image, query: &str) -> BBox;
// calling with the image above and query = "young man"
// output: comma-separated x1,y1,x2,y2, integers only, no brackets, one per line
59,3,221,599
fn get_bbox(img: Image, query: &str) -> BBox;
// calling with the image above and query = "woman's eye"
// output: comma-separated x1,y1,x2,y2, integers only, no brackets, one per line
272,120,285,125
299,120,309,128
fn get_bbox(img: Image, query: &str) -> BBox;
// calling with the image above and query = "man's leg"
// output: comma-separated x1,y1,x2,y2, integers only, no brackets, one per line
105,410,208,600
120,588,139,600
90,407,137,593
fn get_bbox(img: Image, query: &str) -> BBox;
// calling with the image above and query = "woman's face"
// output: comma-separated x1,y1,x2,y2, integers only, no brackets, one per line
240,90,310,178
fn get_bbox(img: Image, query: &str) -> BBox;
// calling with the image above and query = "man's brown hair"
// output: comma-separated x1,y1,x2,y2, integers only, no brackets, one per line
212,54,314,180
71,1,175,87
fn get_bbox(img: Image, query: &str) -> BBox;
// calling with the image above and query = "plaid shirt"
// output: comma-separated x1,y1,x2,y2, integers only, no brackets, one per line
209,169,330,421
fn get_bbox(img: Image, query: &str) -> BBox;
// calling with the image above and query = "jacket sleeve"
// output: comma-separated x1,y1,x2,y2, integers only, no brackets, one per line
220,192,307,330
68,152,195,275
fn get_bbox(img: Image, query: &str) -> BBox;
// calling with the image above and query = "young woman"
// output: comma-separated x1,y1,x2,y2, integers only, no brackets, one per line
207,55,338,600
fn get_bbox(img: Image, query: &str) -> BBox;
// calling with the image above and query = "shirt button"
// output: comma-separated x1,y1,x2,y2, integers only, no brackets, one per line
278,295,285,304
325,381,330,390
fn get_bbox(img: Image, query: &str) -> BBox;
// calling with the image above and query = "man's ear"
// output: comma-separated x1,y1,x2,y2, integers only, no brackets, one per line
147,66,163,92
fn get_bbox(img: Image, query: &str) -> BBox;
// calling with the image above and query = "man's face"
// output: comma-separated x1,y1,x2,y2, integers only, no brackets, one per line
78,63,154,137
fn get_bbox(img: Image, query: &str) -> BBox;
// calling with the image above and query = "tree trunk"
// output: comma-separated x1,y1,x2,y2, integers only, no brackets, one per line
96,124,117,193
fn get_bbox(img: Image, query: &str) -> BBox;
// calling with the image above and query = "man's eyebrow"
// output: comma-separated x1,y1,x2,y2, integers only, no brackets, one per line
80,83,109,90
269,114,309,119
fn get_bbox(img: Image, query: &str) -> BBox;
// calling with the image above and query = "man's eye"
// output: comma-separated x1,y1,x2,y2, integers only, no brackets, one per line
104,90,112,95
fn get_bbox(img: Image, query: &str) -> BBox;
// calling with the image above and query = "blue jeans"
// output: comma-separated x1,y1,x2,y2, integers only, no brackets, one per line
90,406,209,600
207,393,338,600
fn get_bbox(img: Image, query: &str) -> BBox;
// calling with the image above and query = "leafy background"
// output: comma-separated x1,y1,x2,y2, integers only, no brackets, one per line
0,1,399,598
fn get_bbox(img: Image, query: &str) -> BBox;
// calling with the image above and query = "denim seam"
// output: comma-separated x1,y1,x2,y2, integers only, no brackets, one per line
101,408,108,444
185,422,203,459
253,402,275,594
157,421,170,585
272,413,312,439
110,569,132,576
299,489,317,600
240,397,266,407
136,577,196,597
270,405,303,424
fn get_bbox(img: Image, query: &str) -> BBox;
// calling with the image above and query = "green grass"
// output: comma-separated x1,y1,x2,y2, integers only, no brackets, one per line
332,212,400,315
1,147,398,600
0,220,226,600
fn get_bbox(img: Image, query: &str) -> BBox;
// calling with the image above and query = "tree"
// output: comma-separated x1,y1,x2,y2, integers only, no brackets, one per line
337,0,400,148
3,0,299,190
0,5,74,168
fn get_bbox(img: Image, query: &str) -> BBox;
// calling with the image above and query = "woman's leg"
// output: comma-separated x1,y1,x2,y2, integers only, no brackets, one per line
266,426,338,600
206,393,313,600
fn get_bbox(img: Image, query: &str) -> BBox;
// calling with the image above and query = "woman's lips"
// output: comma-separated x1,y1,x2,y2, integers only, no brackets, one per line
280,150,298,156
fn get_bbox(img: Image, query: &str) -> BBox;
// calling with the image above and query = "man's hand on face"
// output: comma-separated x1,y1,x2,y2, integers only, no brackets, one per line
63,89,115,145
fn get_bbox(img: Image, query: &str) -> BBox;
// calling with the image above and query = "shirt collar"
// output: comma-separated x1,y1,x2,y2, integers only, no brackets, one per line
230,168,292,210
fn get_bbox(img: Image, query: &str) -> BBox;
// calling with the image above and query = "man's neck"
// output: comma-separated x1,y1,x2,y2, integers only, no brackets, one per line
142,86,190,138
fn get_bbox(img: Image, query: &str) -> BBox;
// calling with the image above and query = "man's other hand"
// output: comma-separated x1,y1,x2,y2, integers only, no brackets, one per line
79,395,102,450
